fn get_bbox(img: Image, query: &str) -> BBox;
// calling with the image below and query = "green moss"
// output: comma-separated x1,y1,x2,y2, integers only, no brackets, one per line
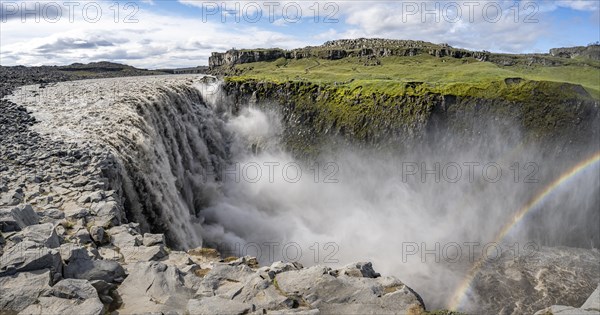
220,51,597,157
223,75,595,158
224,54,599,100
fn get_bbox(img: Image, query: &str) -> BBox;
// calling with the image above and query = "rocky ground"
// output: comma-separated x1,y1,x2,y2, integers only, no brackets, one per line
1,66,598,315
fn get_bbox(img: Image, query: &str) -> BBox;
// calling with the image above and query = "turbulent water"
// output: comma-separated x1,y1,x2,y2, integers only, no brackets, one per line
7,75,599,311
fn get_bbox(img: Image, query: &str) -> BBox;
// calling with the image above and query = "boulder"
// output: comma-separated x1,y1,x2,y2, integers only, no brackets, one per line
0,204,39,232
337,262,381,278
72,227,93,244
0,241,62,275
77,191,104,204
36,208,64,221
116,261,194,314
90,279,117,305
61,202,89,220
10,223,60,248
160,250,195,269
89,225,105,244
19,295,104,315
63,257,125,283
196,264,255,298
181,265,203,291
90,200,121,227
98,246,123,261
256,261,303,281
229,273,291,310
142,233,164,246
107,224,142,248
275,264,424,314
0,269,52,312
0,188,24,206
50,278,98,300
120,245,167,263
59,244,95,263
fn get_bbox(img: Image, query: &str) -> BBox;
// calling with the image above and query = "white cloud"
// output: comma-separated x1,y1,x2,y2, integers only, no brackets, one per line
0,2,306,68
313,28,339,41
0,0,597,67
333,1,553,53
555,0,600,11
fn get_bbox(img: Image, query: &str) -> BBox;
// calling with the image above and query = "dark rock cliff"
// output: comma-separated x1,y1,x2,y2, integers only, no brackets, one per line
208,39,492,68
221,79,600,160
209,39,600,69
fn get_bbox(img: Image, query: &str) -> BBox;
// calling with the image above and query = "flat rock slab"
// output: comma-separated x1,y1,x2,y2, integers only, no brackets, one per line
187,296,253,315
0,269,52,312
63,258,125,283
19,296,104,315
116,261,194,314
0,204,39,232
0,241,61,275
10,223,60,248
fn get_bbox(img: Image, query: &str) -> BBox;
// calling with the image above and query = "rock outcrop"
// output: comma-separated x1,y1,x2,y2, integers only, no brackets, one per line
221,78,600,164
208,39,491,68
209,39,600,70
209,49,287,67
550,45,600,60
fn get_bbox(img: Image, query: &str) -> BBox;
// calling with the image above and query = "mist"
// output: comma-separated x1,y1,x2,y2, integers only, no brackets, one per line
197,99,600,310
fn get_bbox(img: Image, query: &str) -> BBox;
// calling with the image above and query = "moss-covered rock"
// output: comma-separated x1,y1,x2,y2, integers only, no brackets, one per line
222,78,599,158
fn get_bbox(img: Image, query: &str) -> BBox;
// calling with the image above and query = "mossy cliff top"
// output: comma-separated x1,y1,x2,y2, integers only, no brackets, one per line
210,38,600,100
212,39,599,156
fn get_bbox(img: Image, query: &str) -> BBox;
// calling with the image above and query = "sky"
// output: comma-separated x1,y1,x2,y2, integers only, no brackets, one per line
0,0,598,69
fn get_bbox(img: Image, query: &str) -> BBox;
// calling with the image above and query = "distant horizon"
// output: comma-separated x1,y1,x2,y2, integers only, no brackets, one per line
1,1,598,69
2,37,598,70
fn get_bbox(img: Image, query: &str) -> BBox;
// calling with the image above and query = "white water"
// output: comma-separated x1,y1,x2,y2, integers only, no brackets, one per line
7,75,229,248
7,75,599,310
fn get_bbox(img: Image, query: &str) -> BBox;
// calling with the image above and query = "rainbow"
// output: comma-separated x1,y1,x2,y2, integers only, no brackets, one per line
448,152,600,311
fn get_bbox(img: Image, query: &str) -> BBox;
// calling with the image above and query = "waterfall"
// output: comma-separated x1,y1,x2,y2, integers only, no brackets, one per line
7,74,599,310
117,81,232,248
8,75,232,249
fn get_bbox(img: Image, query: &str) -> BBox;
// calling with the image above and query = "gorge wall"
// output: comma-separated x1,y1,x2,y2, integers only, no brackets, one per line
221,78,600,160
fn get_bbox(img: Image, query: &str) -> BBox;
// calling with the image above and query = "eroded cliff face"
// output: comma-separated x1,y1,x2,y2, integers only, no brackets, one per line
221,79,600,160
208,44,490,69
209,39,600,70
550,45,600,60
